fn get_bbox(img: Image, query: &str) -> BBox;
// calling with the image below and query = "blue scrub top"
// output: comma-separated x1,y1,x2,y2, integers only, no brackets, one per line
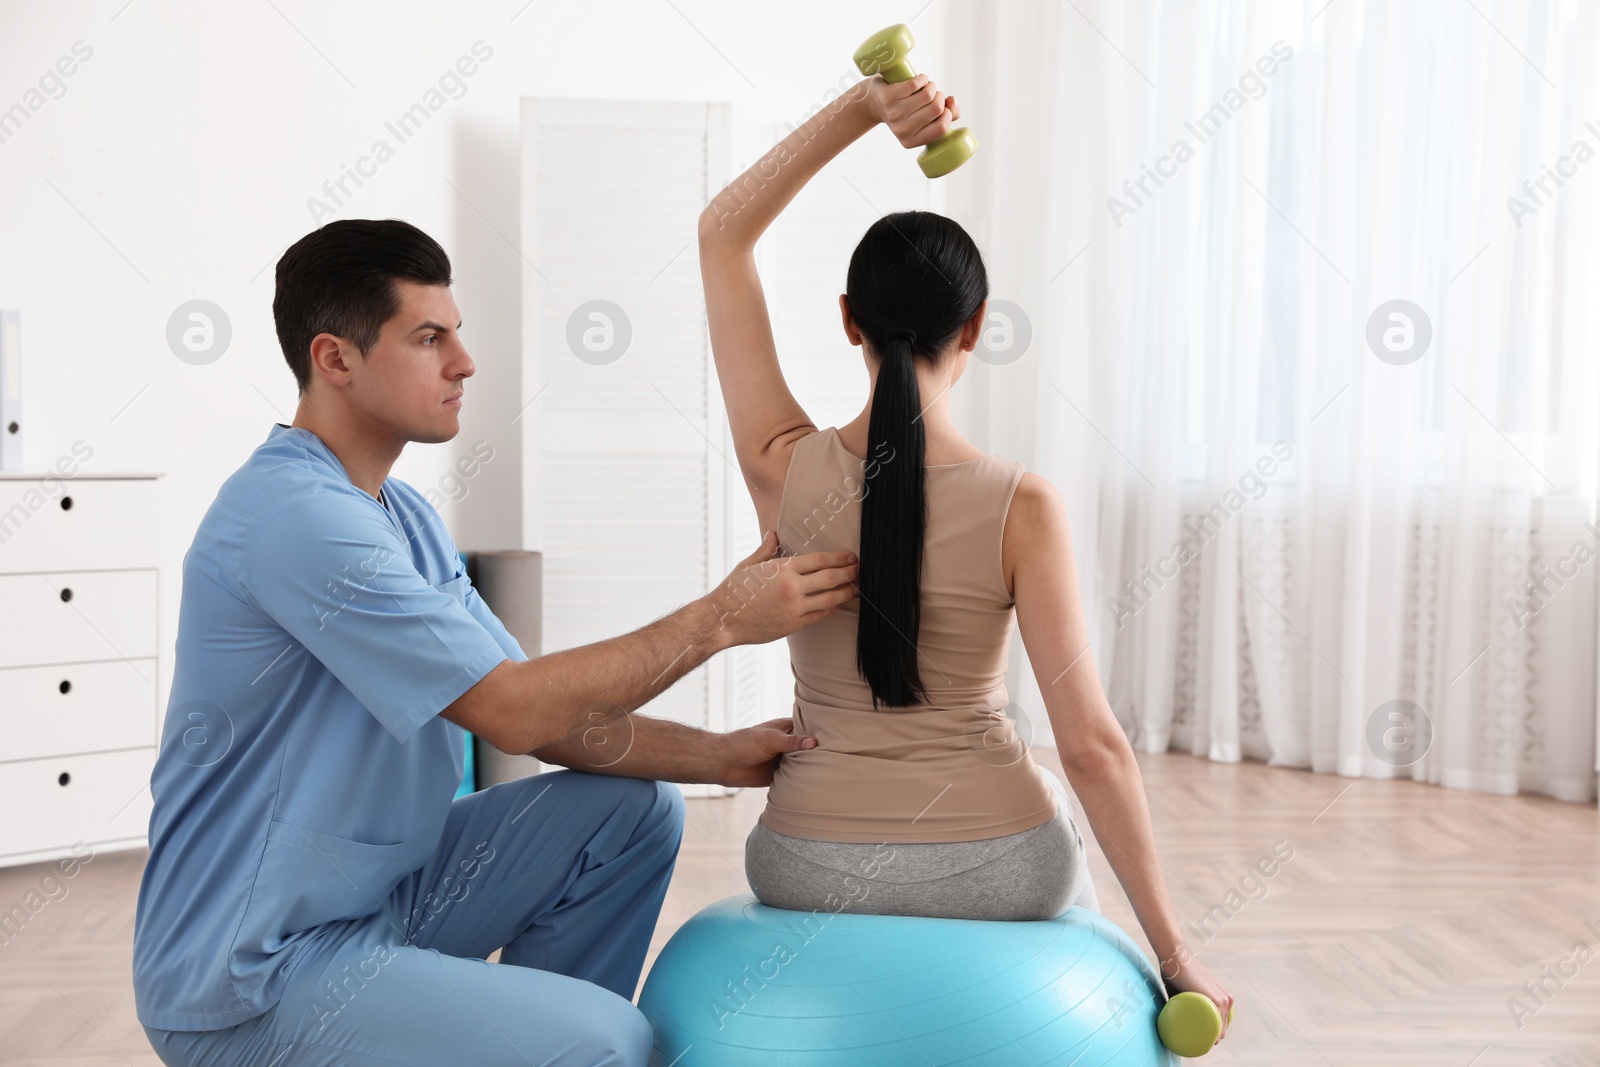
132,424,526,1031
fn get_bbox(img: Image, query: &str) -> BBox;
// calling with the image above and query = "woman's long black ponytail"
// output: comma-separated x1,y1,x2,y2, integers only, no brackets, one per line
847,212,989,709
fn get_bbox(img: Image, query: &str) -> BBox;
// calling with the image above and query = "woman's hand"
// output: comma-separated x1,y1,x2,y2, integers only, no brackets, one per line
862,72,961,149
1162,956,1235,1044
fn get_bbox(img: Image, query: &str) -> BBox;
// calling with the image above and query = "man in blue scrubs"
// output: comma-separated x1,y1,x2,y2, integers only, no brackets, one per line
132,219,860,1066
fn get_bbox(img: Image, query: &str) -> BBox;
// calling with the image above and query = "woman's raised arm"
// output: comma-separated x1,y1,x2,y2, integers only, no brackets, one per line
696,74,960,513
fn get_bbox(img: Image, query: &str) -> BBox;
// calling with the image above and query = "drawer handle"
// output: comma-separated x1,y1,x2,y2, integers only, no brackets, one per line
60,496,73,511
58,772,70,787
59,679,71,695
60,588,73,603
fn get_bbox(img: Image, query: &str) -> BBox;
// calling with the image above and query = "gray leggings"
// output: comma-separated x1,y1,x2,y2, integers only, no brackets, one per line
744,773,1100,921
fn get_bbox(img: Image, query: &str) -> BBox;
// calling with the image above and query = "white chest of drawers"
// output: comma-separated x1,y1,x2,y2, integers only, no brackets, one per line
0,473,160,868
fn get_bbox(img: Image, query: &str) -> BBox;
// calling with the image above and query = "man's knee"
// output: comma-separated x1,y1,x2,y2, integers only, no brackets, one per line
578,993,654,1066
651,780,685,830
610,775,682,831
627,780,683,865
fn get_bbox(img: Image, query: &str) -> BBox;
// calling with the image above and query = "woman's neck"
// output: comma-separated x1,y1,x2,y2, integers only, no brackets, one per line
836,408,985,467
838,357,985,466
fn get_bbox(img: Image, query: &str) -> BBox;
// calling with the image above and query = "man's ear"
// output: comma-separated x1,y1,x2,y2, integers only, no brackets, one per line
307,333,355,390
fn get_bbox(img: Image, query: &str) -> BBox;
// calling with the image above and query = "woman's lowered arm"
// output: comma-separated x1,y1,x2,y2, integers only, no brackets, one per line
1009,472,1234,1039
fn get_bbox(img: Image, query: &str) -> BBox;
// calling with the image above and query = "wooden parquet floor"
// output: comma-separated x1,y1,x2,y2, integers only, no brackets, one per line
2,751,1596,1065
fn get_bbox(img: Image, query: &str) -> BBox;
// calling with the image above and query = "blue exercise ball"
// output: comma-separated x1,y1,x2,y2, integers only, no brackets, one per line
640,894,1176,1066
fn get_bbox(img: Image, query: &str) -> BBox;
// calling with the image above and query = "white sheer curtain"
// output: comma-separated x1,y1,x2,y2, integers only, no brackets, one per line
949,0,1600,803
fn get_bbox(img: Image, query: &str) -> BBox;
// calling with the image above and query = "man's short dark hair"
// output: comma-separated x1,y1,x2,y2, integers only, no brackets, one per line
273,218,453,395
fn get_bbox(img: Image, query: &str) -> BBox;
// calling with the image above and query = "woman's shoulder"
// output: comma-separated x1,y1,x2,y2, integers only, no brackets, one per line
1000,470,1070,591
745,423,826,494
1005,469,1065,523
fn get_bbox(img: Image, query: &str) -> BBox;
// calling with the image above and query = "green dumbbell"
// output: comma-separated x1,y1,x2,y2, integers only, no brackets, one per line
852,23,977,179
1157,991,1235,1057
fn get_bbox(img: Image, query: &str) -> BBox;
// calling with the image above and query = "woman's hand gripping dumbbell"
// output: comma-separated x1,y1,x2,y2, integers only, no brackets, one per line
853,22,977,178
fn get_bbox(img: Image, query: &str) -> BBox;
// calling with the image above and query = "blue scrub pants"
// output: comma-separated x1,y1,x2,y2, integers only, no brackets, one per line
143,769,686,1067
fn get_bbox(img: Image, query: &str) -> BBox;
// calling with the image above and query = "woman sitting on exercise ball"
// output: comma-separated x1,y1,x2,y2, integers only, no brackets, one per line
696,68,1231,1042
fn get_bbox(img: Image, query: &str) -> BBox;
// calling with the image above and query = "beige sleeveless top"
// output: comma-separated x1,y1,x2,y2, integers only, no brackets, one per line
759,426,1058,843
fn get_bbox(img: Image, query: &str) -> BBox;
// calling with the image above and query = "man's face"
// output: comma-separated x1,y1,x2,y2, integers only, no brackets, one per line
335,279,473,444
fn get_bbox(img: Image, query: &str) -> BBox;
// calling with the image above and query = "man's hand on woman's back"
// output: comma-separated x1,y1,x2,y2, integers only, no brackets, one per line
708,531,859,646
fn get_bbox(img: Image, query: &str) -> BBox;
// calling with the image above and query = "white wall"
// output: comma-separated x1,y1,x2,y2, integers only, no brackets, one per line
0,0,952,717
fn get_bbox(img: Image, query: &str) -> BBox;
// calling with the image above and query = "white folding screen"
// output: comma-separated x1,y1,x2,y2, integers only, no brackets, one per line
520,98,730,797
520,98,931,795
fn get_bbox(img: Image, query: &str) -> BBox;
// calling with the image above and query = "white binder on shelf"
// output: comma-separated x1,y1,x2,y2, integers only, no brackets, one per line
0,310,20,471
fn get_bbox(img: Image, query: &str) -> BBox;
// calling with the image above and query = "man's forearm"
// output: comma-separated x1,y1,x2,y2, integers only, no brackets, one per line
510,595,732,753
530,712,730,785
